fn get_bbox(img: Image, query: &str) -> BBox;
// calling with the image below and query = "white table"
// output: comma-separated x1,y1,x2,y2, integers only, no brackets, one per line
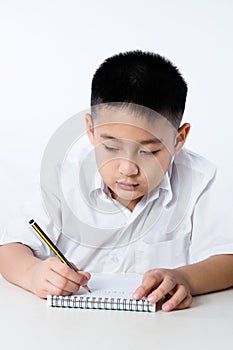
0,275,233,350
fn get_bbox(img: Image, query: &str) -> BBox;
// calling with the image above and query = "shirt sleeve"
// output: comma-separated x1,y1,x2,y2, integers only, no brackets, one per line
0,186,62,260
189,170,233,263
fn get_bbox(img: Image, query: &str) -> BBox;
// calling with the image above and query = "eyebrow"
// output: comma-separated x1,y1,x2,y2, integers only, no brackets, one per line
100,133,163,145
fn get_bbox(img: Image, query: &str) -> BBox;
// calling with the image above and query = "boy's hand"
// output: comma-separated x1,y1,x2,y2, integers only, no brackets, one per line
28,257,91,299
133,268,192,312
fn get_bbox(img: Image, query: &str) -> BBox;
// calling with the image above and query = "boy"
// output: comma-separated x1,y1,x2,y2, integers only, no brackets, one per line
1,50,233,312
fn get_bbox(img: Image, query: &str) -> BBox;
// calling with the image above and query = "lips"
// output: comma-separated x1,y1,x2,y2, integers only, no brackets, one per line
116,181,139,191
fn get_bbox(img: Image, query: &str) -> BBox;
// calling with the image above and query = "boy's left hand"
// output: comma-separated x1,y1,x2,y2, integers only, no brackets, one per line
133,268,192,312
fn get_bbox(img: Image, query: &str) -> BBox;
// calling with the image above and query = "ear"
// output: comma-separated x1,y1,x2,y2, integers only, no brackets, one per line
174,123,191,155
85,113,94,145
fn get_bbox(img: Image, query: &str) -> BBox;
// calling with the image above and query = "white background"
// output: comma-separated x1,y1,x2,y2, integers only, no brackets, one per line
0,0,233,232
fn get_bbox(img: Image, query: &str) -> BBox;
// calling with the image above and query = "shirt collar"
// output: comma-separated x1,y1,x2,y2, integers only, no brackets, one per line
88,167,109,201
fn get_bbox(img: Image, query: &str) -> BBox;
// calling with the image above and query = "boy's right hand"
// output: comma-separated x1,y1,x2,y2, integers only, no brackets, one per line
28,257,91,299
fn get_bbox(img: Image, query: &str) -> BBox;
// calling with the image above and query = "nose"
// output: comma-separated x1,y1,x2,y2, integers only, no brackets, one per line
119,159,139,176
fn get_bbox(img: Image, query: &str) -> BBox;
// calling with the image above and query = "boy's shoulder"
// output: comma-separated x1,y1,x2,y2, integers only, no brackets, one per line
174,148,217,193
175,148,217,176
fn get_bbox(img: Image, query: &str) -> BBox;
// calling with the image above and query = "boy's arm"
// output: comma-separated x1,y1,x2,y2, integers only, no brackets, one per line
0,242,90,298
176,254,233,295
133,254,233,312
0,242,40,291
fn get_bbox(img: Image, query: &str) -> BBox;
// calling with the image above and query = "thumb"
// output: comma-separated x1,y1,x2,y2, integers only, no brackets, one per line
69,262,91,284
78,270,91,284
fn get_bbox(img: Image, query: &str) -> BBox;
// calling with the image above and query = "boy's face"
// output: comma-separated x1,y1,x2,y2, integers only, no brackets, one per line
86,106,189,211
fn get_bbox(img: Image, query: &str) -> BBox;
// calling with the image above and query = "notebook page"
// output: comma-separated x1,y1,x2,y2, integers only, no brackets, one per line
77,274,142,299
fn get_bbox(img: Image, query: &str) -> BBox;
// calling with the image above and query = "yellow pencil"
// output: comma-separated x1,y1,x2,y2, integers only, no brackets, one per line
29,219,91,293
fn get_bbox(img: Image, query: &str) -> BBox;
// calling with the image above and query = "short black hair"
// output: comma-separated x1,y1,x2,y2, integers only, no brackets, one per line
91,50,187,128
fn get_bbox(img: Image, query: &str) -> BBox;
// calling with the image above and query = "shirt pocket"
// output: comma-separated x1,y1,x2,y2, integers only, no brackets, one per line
134,232,191,273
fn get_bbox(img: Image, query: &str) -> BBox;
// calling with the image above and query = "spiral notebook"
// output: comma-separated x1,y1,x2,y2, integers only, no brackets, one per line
47,274,156,312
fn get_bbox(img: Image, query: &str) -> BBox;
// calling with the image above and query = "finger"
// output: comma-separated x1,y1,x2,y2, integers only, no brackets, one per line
63,261,91,285
147,275,176,303
46,282,74,297
173,294,192,310
49,258,89,286
161,285,190,312
37,280,73,299
68,262,91,286
76,270,91,285
133,270,162,300
46,268,81,294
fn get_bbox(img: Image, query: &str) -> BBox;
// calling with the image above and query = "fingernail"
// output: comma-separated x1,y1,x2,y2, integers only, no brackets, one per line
162,303,171,311
82,278,88,285
133,292,141,300
148,295,157,303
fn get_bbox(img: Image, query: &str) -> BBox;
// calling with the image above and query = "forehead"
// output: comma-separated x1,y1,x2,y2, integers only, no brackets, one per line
93,106,176,142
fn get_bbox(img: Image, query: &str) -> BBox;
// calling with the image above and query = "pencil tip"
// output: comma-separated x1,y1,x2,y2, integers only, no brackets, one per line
88,289,91,293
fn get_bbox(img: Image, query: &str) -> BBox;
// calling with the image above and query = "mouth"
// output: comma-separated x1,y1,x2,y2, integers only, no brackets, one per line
116,181,139,191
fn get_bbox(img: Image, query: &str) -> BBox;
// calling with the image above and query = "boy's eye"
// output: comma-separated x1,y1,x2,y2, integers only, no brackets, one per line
140,150,158,156
103,144,119,152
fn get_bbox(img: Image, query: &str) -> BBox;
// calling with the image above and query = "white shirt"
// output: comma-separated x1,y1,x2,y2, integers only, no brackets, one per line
1,134,233,274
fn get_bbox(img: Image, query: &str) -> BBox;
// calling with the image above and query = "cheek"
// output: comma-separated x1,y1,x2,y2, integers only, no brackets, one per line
139,155,170,188
157,153,172,172
150,147,173,173
141,166,164,189
96,157,118,180
94,148,110,171
140,157,164,176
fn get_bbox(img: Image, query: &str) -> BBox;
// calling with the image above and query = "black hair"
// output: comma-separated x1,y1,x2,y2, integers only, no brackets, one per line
91,50,188,128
